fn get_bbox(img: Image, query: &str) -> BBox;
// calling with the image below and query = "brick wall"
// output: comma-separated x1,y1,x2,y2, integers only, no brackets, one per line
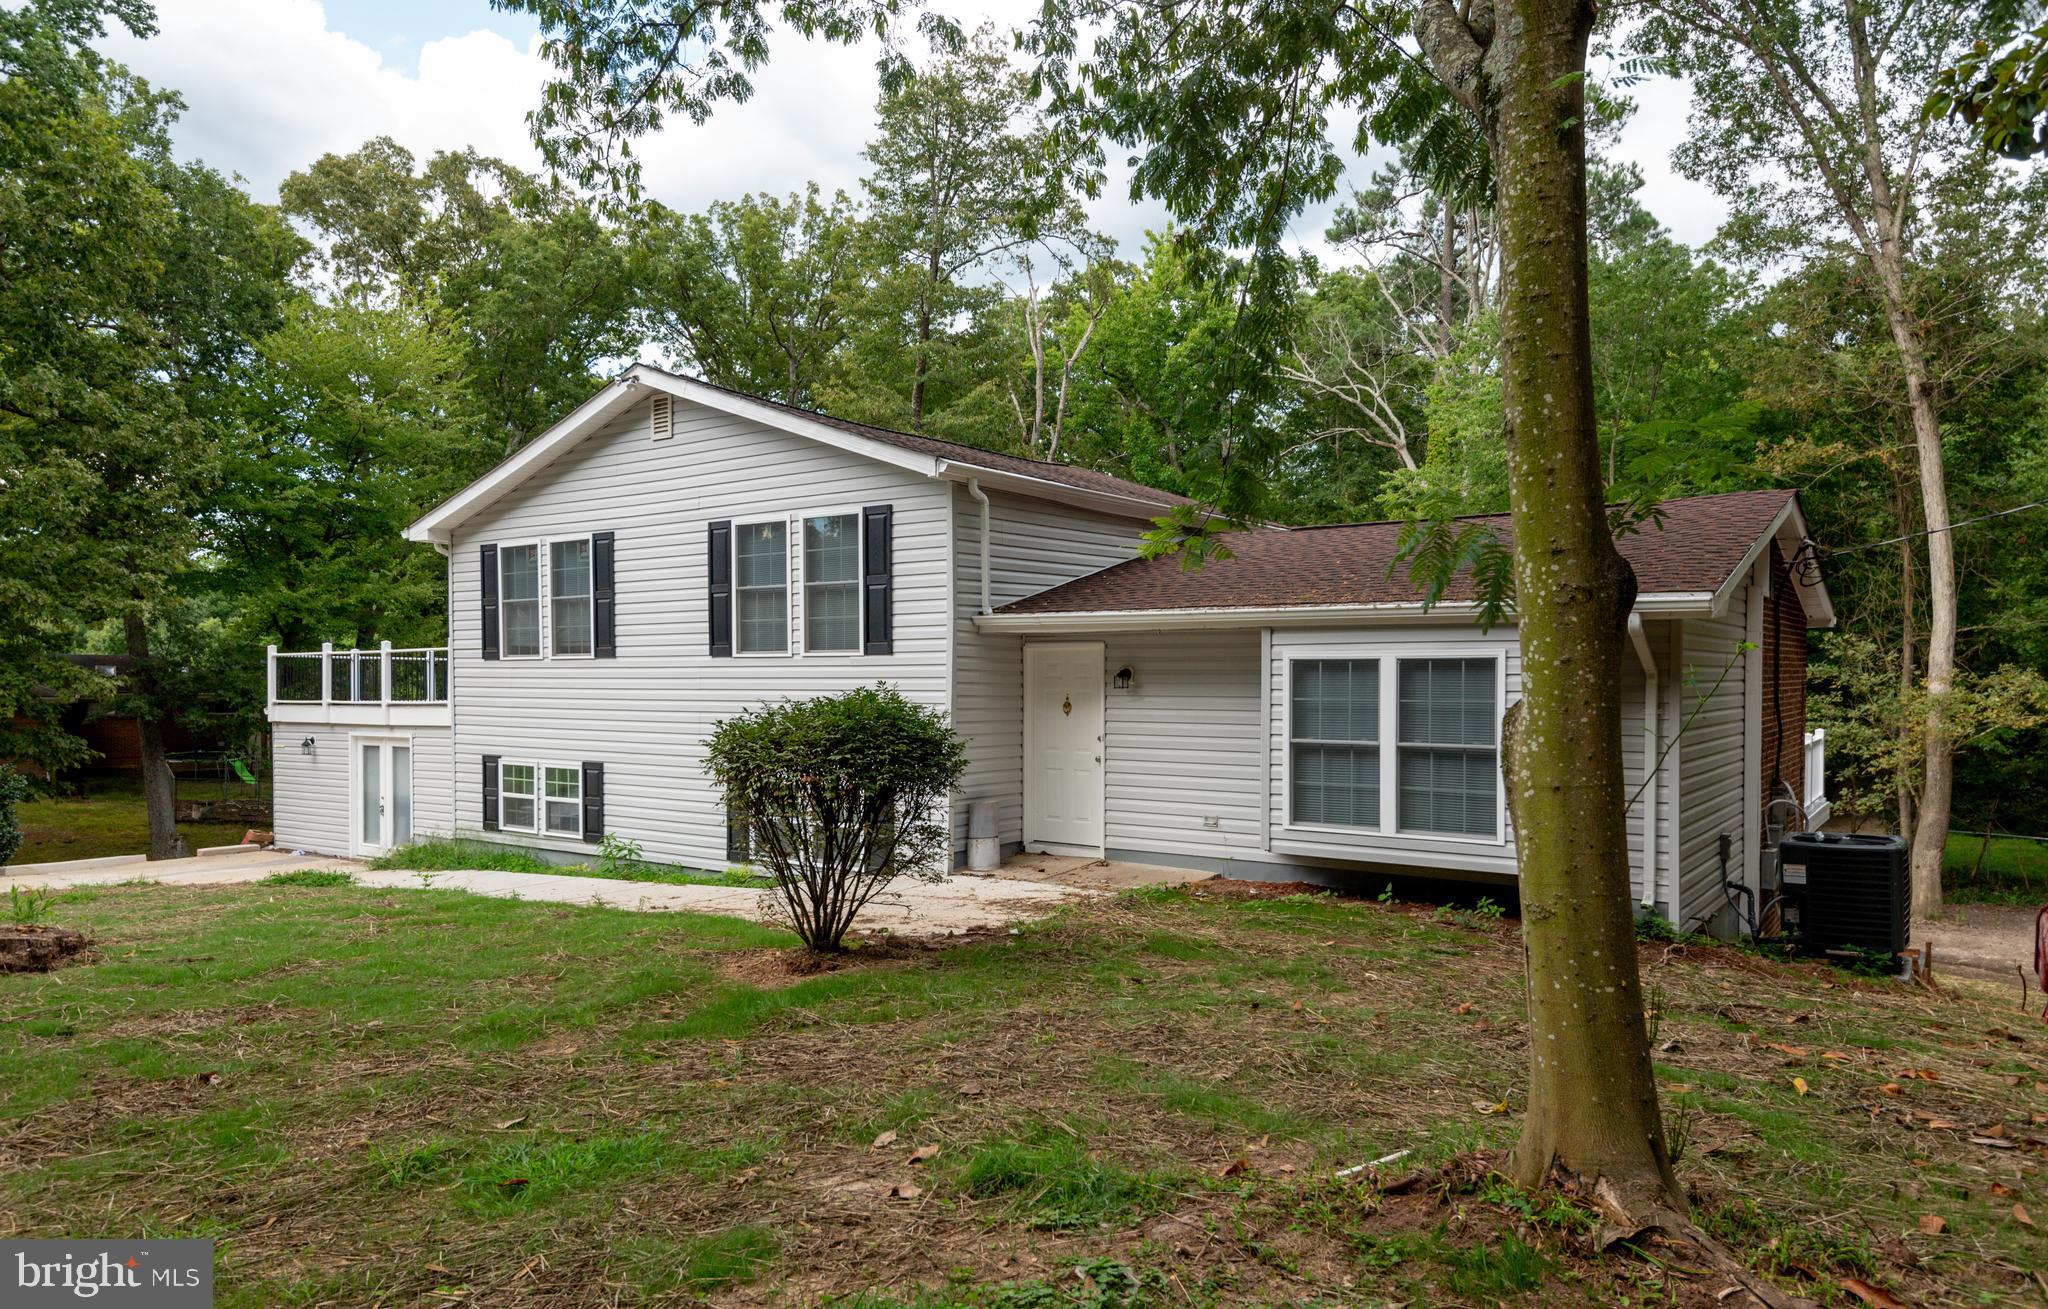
1759,542,1808,826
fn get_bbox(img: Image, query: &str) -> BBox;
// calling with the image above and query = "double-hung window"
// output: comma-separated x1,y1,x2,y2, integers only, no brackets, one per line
543,766,582,836
500,545,541,658
550,539,593,656
735,520,789,654
500,763,537,831
1289,659,1381,828
1396,658,1499,837
803,513,860,652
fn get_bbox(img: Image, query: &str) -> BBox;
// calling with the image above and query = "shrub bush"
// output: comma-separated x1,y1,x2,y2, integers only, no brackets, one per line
706,684,967,952
0,767,26,869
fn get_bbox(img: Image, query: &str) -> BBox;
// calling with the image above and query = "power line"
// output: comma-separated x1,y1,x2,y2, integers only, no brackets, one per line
1787,498,2048,585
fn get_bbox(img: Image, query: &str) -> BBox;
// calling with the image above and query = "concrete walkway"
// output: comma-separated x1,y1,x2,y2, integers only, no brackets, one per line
0,848,1100,938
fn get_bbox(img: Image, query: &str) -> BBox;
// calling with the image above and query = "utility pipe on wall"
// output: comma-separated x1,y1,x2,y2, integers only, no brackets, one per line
1627,613,1660,912
967,477,991,614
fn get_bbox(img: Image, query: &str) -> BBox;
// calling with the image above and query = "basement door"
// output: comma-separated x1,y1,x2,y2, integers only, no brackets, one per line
353,736,413,858
1023,642,1105,855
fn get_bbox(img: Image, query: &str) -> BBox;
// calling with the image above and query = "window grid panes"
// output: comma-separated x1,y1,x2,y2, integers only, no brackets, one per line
500,545,540,658
550,539,593,656
803,514,860,652
1397,658,1499,837
501,763,537,831
543,766,581,835
735,521,789,653
1289,659,1380,829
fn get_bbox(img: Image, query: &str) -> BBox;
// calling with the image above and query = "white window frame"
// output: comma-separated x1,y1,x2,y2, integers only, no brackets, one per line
544,534,596,660
497,541,544,661
798,507,864,657
1392,654,1505,842
499,760,540,833
1285,657,1383,833
542,764,583,837
1279,647,1508,848
731,516,795,657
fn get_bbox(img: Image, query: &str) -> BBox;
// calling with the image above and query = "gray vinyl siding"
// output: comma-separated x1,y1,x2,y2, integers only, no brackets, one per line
1101,631,1267,865
271,726,351,855
950,487,1147,852
269,725,451,856
1676,596,1751,932
446,396,951,868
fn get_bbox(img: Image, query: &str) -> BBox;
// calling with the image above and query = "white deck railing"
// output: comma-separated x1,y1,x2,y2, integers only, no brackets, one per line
1802,727,1827,824
268,643,449,707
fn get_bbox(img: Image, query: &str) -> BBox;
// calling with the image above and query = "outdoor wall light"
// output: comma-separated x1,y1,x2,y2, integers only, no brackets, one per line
1112,666,1135,691
300,737,316,755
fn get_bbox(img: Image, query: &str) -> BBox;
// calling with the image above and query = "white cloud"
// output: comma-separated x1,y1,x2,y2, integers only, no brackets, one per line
100,1,1721,265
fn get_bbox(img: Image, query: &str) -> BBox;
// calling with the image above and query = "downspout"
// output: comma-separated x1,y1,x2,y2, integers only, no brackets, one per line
967,477,991,614
1627,613,1659,914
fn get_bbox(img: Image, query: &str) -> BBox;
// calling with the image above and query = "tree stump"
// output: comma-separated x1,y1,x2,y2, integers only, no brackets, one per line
0,926,92,973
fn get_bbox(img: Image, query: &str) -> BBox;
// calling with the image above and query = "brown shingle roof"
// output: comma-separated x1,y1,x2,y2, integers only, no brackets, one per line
650,368,1191,509
997,489,1799,614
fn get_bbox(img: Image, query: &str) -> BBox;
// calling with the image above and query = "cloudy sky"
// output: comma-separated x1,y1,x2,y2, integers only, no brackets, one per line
97,0,1729,260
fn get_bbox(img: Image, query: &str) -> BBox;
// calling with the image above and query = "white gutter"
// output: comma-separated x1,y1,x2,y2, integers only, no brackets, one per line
966,477,991,614
1627,613,1659,911
933,459,1175,522
974,592,1717,634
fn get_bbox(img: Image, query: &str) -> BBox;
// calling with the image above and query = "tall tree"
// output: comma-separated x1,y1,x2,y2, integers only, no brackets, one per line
1631,1,2011,916
0,0,296,852
637,185,871,406
858,29,1102,430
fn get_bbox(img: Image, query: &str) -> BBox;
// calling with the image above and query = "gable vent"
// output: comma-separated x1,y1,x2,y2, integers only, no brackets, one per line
650,393,673,441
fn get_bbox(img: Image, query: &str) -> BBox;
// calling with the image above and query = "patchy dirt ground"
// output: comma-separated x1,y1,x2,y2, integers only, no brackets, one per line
1,879,2042,1307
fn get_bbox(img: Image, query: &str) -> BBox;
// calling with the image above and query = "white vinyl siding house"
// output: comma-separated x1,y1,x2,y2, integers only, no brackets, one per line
265,365,1831,938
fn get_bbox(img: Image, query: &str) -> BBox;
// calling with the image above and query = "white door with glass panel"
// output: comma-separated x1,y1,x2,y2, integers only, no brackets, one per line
1023,642,1105,854
355,737,413,857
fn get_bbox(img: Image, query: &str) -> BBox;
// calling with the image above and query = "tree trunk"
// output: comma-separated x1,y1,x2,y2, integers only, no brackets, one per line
1894,469,1918,841
124,612,189,862
1418,0,1684,1223
1888,313,1955,919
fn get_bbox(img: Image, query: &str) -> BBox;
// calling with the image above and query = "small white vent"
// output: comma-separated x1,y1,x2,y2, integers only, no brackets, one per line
650,393,674,441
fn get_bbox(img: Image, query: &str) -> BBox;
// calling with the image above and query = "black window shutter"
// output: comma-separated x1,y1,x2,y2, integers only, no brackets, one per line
480,544,500,661
482,755,500,831
726,803,750,862
592,531,616,658
862,504,894,655
708,520,733,657
581,761,604,842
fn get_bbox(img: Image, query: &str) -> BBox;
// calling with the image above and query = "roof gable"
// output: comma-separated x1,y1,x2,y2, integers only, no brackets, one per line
406,365,1186,543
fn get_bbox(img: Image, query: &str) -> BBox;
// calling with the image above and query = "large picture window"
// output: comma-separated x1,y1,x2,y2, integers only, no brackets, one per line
803,514,860,652
500,545,540,658
1289,659,1380,828
1397,657,1499,837
735,520,789,653
550,538,593,656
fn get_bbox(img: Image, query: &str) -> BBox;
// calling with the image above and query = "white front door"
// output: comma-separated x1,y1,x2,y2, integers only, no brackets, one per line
355,737,413,857
1024,642,1105,854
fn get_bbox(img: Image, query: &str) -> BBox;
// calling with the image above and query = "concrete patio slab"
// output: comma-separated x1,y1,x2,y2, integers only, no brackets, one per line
987,851,1217,892
1,848,1099,938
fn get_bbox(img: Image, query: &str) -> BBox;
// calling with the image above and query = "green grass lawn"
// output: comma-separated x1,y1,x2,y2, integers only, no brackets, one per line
367,835,772,888
12,772,263,864
1942,829,2048,905
2,882,2042,1306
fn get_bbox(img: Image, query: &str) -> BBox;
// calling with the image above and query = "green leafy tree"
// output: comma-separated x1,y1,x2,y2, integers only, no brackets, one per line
0,0,296,854
637,184,872,405
214,296,495,653
1930,2,2048,158
705,685,967,952
280,138,639,452
1630,0,2019,916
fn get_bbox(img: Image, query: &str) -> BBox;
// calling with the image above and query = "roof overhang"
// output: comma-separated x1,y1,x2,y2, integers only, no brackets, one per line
974,591,1718,634
1704,493,1835,628
405,365,1175,544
